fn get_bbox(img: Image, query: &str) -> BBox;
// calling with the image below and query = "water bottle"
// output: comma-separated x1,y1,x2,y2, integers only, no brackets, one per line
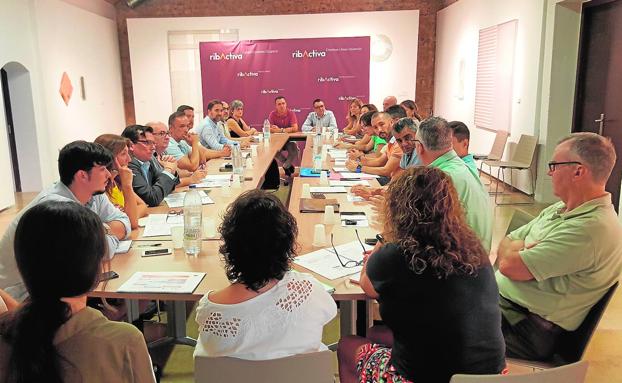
313,132,322,172
263,119,271,141
183,190,202,256
231,142,243,181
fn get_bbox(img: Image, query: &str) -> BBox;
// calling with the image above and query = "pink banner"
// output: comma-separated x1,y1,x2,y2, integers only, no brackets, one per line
199,37,370,129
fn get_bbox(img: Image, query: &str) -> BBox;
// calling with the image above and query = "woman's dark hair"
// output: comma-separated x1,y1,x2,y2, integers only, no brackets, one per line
219,190,298,291
383,167,488,278
94,134,132,190
400,99,422,121
361,103,378,113
0,201,107,383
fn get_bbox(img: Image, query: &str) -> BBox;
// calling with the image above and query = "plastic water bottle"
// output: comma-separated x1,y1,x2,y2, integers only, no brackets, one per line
183,190,202,256
313,132,322,172
263,119,271,141
231,142,243,181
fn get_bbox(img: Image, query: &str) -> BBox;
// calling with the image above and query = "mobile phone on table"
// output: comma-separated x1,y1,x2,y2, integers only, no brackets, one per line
99,271,119,281
142,248,173,257
364,238,378,246
311,192,326,199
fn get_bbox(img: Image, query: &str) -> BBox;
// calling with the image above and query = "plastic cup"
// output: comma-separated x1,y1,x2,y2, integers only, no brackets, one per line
203,218,216,238
319,171,328,186
312,224,326,247
171,226,184,249
250,146,258,157
301,183,311,198
323,205,336,225
231,175,241,188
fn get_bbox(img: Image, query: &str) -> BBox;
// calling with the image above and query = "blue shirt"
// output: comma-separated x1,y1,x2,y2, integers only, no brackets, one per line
195,117,235,150
165,137,192,160
399,150,421,169
301,110,338,132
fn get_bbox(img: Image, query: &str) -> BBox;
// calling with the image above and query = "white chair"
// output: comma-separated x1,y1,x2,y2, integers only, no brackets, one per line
475,130,510,180
194,350,334,383
449,360,588,383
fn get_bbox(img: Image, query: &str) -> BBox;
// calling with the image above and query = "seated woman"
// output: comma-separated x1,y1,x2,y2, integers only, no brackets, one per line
0,201,156,382
343,98,363,136
95,134,148,229
338,167,505,383
400,99,422,121
226,100,257,138
194,190,337,360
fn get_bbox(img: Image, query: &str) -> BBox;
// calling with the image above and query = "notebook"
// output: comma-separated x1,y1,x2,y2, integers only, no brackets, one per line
299,198,340,213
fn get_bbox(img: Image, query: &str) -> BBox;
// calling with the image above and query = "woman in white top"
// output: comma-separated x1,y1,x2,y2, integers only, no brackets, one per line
194,190,337,360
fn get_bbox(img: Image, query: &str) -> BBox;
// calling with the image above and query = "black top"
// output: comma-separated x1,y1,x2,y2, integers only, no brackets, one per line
227,117,243,138
367,243,506,383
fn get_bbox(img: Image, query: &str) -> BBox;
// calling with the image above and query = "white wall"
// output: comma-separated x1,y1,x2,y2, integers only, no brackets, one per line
127,11,419,125
0,0,124,208
434,0,547,193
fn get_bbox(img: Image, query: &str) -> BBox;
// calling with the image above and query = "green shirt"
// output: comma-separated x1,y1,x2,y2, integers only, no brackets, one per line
496,194,622,330
461,154,478,173
371,136,387,152
430,150,492,252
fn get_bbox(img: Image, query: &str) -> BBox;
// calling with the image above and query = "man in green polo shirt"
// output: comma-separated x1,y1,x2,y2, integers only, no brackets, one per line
414,117,492,252
496,132,622,361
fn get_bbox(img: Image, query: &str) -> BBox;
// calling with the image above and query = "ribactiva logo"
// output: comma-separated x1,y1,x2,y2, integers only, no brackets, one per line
291,49,327,59
209,52,243,61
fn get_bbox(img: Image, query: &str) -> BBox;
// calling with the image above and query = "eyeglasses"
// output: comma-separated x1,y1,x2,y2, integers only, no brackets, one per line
548,161,582,172
395,135,417,144
330,233,363,268
136,140,156,147
153,131,169,137
166,209,183,223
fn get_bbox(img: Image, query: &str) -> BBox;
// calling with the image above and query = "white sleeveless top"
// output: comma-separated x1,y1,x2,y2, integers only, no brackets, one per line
193,271,337,360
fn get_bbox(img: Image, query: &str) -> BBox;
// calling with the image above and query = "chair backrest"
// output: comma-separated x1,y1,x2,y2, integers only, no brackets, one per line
556,282,618,363
194,351,334,383
449,360,588,383
488,130,510,160
510,134,538,166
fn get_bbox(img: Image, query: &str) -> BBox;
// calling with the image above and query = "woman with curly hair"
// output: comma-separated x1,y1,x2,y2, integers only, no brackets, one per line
194,190,337,360
338,167,505,383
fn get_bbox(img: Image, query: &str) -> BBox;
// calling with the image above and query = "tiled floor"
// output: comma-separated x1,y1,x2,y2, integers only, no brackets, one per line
1,184,621,382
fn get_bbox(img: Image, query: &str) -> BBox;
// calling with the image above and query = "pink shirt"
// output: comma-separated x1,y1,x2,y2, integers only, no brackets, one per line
268,109,298,129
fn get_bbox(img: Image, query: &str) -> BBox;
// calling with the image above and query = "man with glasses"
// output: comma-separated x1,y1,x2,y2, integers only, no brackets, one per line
496,132,622,361
302,99,338,132
122,125,179,207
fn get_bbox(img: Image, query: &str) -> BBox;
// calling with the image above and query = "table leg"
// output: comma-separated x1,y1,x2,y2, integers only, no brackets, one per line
340,300,356,336
166,300,197,347
125,299,140,323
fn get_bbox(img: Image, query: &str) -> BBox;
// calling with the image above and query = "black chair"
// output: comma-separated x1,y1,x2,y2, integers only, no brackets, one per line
507,282,618,369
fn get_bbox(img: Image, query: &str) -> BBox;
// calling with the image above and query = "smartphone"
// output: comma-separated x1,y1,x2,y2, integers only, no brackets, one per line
99,271,119,281
364,238,378,246
142,248,173,257
311,192,326,199
219,167,232,172
344,219,358,226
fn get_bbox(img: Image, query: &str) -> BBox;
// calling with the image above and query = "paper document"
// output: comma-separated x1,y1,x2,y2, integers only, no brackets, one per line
164,190,214,208
192,174,232,188
329,180,370,187
310,186,347,194
142,214,183,237
332,167,349,172
115,240,132,254
294,241,372,280
338,172,380,179
347,194,365,202
117,272,206,294
291,270,336,294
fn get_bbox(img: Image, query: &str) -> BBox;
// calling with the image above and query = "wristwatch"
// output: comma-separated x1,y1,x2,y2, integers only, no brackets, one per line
356,164,362,173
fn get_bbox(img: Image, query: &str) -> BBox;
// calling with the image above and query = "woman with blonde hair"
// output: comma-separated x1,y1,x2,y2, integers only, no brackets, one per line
343,98,363,136
338,167,505,383
95,134,147,229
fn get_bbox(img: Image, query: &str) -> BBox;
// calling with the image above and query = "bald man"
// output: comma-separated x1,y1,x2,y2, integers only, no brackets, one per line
382,96,397,111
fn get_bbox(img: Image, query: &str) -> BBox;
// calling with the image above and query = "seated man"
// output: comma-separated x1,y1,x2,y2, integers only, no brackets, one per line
194,100,235,155
269,96,301,179
0,141,130,300
449,120,477,172
338,111,385,155
177,104,195,130
345,106,406,183
163,111,224,171
122,124,179,207
148,120,207,188
301,98,338,132
496,132,622,361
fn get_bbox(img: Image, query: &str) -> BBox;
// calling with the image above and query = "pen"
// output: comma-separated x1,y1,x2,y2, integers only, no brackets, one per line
137,243,162,247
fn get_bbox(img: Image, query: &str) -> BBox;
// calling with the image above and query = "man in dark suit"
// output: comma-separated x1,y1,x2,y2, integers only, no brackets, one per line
121,125,179,207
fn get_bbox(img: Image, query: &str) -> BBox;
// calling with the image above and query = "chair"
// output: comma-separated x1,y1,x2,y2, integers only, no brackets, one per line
194,350,334,383
449,360,588,382
475,129,510,164
508,282,618,370
483,134,538,205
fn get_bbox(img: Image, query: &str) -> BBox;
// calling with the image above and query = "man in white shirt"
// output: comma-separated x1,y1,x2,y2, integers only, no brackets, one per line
302,99,338,132
0,141,131,300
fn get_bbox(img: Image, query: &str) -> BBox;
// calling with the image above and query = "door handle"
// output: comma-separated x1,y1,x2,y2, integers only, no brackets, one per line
595,113,605,136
